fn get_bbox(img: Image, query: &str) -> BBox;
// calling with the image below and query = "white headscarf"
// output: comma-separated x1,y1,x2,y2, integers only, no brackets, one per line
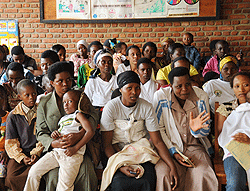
77,40,89,49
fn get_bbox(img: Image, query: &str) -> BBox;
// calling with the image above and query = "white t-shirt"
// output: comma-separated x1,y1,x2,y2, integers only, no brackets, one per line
84,75,118,107
56,111,86,155
203,78,236,113
101,97,159,130
139,79,157,103
101,97,159,148
116,63,131,76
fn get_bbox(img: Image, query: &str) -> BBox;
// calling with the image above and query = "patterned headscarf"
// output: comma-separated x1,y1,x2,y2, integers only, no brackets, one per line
93,49,113,66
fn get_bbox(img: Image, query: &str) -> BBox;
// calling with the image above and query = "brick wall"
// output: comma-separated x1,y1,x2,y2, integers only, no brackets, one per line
0,0,250,65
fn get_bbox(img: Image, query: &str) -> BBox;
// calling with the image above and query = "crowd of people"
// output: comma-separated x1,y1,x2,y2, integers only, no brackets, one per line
0,33,248,191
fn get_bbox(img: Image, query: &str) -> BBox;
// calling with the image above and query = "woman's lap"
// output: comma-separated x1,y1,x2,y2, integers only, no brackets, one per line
224,156,248,191
109,162,156,191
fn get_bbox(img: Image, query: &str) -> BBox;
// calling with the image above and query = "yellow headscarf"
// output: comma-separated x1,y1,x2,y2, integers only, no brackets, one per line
161,37,174,45
219,56,238,71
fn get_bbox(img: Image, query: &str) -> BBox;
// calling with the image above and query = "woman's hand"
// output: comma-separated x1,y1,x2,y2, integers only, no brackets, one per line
169,166,179,190
64,146,78,157
0,150,9,165
119,166,138,178
51,137,64,149
149,131,179,190
173,153,193,168
61,133,83,149
189,110,210,132
233,133,250,144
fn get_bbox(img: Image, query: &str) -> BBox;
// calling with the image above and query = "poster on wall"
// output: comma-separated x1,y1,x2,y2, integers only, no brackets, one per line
56,0,90,19
91,0,134,19
167,0,199,17
55,0,199,19
0,20,19,50
134,0,167,18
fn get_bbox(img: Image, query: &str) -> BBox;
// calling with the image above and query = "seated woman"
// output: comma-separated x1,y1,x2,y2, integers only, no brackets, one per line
51,44,66,62
69,40,91,77
153,67,218,191
203,55,238,113
155,37,175,68
77,41,103,88
36,61,99,191
84,49,118,108
101,71,178,191
217,71,250,191
116,45,141,76
156,43,199,87
84,49,118,168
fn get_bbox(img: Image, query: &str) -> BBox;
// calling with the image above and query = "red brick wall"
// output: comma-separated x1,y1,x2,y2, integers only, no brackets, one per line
0,0,250,65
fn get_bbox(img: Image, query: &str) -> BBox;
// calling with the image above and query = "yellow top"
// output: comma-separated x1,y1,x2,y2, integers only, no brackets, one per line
156,63,199,84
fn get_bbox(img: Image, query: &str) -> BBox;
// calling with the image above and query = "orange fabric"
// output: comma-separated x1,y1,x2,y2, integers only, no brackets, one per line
0,111,9,151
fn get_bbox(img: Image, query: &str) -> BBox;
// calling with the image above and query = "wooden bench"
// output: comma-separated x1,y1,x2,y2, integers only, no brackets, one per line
214,102,227,191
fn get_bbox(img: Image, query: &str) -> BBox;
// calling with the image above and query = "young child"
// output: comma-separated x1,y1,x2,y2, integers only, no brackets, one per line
24,90,95,191
33,50,59,90
0,85,9,191
137,58,157,103
113,42,127,72
9,46,37,72
182,32,201,70
5,79,44,191
219,91,250,190
103,38,119,55
202,40,229,77
115,42,127,56
36,74,54,103
201,40,219,66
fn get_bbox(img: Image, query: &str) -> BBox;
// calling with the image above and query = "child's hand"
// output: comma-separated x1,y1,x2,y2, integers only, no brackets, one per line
23,157,31,166
233,133,250,144
51,130,61,139
114,56,122,65
28,155,39,165
0,150,9,165
64,146,78,157
236,50,243,61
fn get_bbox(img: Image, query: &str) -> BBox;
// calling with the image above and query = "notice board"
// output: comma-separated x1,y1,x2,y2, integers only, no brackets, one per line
40,0,220,23
0,20,19,50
